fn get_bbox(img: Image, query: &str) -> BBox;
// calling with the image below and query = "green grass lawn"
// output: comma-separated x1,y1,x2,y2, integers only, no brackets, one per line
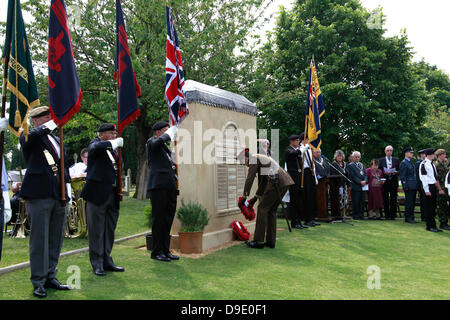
0,197,149,268
1,202,449,300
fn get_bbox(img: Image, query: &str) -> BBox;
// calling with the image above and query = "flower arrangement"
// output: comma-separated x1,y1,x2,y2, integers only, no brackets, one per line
231,220,251,241
238,196,255,221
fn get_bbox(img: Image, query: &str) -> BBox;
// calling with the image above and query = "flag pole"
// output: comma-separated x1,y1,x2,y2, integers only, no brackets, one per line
0,53,10,204
300,115,307,189
116,79,123,199
59,126,66,205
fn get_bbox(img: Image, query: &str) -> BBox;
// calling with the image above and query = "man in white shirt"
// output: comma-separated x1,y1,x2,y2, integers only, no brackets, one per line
419,148,444,232
69,148,88,179
299,132,320,227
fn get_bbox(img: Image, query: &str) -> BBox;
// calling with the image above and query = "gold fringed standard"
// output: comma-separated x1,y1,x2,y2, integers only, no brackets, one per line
14,108,21,127
23,121,28,141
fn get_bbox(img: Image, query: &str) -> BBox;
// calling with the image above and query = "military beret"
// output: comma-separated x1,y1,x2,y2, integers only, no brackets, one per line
424,148,436,156
435,149,446,156
152,121,170,131
97,123,116,132
299,132,305,141
29,106,50,118
402,146,414,154
288,134,300,141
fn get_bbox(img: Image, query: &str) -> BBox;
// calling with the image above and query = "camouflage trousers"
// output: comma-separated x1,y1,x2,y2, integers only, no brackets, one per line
436,194,450,226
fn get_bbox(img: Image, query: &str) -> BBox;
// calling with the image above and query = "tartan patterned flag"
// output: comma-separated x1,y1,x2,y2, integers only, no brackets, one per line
306,58,325,150
2,0,40,137
114,0,141,135
48,0,83,126
165,3,189,126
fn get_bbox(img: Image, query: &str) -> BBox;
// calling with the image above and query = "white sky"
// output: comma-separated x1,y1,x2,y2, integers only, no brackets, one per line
1,0,449,74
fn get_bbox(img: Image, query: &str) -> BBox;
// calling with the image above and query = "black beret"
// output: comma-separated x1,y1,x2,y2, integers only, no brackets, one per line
299,132,305,141
152,121,170,131
418,149,426,154
402,146,414,154
424,148,436,156
288,134,300,141
97,123,116,132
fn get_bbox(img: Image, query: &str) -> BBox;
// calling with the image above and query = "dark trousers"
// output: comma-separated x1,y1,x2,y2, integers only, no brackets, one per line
254,185,289,245
26,198,67,288
404,189,417,222
0,200,3,262
382,179,398,218
352,190,365,218
288,184,302,225
418,188,426,221
149,188,177,256
302,168,317,222
86,193,120,270
424,185,437,229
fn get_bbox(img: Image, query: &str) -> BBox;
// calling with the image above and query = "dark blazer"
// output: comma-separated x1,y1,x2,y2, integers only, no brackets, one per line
415,159,423,189
346,162,368,191
80,138,119,206
378,156,400,182
314,157,330,179
399,158,419,190
146,133,177,192
284,146,302,185
19,125,70,200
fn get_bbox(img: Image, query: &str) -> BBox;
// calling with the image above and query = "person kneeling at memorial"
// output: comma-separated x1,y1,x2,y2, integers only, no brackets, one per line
237,148,294,249
346,151,368,220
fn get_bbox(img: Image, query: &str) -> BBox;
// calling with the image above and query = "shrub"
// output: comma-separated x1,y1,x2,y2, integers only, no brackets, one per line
176,199,209,232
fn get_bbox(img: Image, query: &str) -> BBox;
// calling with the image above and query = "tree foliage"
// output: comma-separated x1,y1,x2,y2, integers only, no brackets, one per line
249,0,447,164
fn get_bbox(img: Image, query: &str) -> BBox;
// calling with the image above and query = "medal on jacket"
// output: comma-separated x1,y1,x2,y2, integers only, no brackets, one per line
43,149,58,176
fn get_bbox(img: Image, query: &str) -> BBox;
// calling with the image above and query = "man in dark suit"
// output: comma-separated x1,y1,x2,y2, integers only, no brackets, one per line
80,123,125,276
146,121,179,262
378,145,400,219
284,134,307,229
346,151,368,220
399,147,418,224
19,107,71,298
415,149,427,221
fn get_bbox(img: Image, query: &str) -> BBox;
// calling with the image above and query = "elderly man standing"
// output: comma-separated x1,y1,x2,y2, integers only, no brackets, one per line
238,148,293,249
19,107,71,298
146,121,179,262
378,145,400,220
434,149,450,230
81,123,125,276
346,151,368,220
399,147,418,224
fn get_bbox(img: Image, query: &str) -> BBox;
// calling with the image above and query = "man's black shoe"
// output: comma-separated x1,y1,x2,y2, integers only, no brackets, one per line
293,224,304,229
264,242,275,248
313,221,321,226
405,220,417,224
104,265,125,272
151,253,171,262
33,286,47,298
439,224,450,230
166,252,180,260
426,227,443,232
245,241,264,249
305,221,316,227
44,278,71,290
93,268,106,276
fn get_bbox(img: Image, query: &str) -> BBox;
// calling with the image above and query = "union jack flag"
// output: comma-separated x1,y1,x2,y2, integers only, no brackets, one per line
165,3,189,126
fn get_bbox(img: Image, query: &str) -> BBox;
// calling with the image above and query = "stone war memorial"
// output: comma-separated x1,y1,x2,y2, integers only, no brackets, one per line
169,80,258,252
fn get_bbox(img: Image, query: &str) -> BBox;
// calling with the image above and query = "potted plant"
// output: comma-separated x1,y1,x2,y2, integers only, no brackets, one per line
176,200,210,253
144,204,153,251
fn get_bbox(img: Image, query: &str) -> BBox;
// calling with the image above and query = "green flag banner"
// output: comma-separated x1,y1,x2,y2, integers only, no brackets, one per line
2,0,40,137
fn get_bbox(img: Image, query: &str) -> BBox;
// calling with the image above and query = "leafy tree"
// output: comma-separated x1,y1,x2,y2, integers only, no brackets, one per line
249,0,438,165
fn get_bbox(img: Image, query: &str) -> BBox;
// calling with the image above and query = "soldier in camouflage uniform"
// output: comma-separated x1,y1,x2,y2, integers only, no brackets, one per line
435,149,450,230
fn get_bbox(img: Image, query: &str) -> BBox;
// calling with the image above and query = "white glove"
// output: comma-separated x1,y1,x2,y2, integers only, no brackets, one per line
165,126,178,141
66,183,72,207
3,190,11,224
43,119,58,131
109,137,124,150
0,117,8,133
